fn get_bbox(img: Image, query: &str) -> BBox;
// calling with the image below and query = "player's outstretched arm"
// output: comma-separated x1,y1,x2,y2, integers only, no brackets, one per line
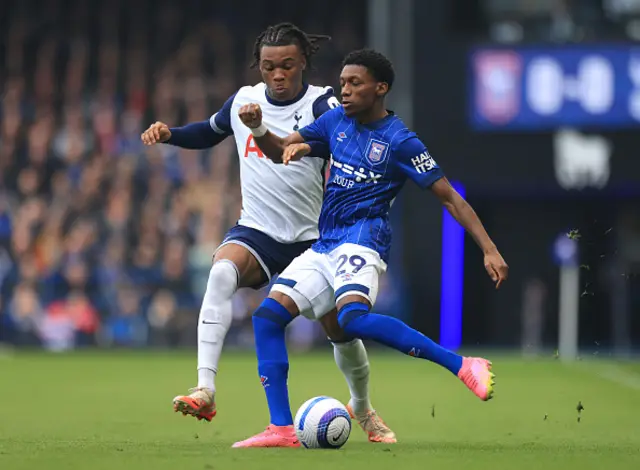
430,177,509,288
238,103,305,164
141,120,228,149
142,93,236,149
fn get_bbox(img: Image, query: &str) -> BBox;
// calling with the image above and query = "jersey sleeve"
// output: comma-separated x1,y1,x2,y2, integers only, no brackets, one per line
208,92,237,136
312,87,341,119
306,140,331,160
166,121,226,149
166,92,236,149
395,136,444,189
298,106,338,145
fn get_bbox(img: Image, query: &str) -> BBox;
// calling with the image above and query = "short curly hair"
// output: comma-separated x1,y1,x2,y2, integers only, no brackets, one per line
251,22,331,69
342,49,395,91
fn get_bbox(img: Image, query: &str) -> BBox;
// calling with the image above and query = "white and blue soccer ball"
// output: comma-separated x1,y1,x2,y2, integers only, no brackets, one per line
294,396,352,449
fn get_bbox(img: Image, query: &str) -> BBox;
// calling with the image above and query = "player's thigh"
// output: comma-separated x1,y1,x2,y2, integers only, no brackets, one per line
271,249,335,321
213,243,267,289
331,243,387,310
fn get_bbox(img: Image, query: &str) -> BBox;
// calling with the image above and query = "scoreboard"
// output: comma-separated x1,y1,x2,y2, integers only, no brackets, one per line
469,45,640,131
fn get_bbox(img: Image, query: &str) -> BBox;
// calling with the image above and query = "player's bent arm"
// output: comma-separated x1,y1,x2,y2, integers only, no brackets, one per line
166,121,228,149
252,130,306,164
430,177,498,255
243,100,334,163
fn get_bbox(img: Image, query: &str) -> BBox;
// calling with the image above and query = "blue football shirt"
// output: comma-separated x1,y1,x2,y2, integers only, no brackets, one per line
298,106,444,263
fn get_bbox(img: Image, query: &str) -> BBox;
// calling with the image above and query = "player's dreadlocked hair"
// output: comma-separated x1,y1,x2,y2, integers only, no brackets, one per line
342,49,395,92
251,22,331,69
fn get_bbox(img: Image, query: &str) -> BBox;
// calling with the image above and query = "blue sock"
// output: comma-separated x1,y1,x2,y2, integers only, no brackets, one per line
338,302,463,375
252,298,295,426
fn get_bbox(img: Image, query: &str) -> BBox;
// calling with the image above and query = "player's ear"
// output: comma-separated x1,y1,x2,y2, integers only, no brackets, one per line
300,57,307,71
376,82,389,97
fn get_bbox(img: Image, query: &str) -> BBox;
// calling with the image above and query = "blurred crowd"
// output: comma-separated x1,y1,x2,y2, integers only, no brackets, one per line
0,0,371,351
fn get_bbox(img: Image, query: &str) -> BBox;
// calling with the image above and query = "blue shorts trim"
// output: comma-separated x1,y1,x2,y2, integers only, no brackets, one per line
335,284,371,300
219,225,315,289
274,277,297,288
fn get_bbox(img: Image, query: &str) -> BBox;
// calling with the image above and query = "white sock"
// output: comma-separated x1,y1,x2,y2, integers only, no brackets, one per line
332,339,372,414
197,260,238,392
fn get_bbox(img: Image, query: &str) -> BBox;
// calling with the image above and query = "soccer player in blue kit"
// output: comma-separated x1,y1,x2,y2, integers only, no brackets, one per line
234,49,509,447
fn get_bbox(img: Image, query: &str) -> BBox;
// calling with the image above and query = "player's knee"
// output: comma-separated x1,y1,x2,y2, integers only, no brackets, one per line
319,310,349,342
337,302,370,330
207,260,239,299
267,291,300,317
253,297,296,328
214,244,266,289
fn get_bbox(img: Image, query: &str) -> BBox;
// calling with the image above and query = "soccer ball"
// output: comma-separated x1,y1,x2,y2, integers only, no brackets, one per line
294,396,352,449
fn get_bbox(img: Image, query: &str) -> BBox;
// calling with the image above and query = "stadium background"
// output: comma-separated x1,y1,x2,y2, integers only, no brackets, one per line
1,0,640,357
2,1,640,469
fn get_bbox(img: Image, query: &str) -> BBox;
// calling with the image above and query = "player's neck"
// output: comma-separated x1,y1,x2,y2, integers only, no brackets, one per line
355,103,388,125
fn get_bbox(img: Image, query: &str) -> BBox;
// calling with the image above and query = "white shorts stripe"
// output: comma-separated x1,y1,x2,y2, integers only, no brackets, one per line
268,243,386,321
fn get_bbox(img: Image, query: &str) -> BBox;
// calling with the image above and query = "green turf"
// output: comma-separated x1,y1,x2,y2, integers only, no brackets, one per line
1,349,639,469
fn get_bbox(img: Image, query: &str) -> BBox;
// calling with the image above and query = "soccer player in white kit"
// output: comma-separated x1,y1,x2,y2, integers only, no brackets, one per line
141,23,396,445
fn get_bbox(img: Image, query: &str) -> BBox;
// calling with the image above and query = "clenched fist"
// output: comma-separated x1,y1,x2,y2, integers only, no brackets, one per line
141,122,171,145
238,103,263,129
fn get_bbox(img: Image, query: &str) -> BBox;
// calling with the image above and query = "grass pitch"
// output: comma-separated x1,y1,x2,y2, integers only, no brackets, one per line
1,349,639,469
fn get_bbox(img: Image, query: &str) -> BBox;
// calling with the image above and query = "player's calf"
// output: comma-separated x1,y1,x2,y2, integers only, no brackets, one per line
337,301,465,376
319,308,350,342
253,297,298,427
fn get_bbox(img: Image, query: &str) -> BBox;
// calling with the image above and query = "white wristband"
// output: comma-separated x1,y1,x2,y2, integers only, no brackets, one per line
251,123,268,137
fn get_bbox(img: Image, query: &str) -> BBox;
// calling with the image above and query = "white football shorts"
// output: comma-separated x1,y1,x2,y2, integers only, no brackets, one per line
270,243,388,320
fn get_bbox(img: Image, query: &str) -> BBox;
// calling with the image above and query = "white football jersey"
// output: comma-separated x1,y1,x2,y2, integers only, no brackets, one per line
209,83,339,244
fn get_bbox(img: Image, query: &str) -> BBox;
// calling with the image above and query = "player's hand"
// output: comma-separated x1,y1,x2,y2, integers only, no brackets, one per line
238,103,263,129
141,121,171,145
282,143,312,165
484,248,508,289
